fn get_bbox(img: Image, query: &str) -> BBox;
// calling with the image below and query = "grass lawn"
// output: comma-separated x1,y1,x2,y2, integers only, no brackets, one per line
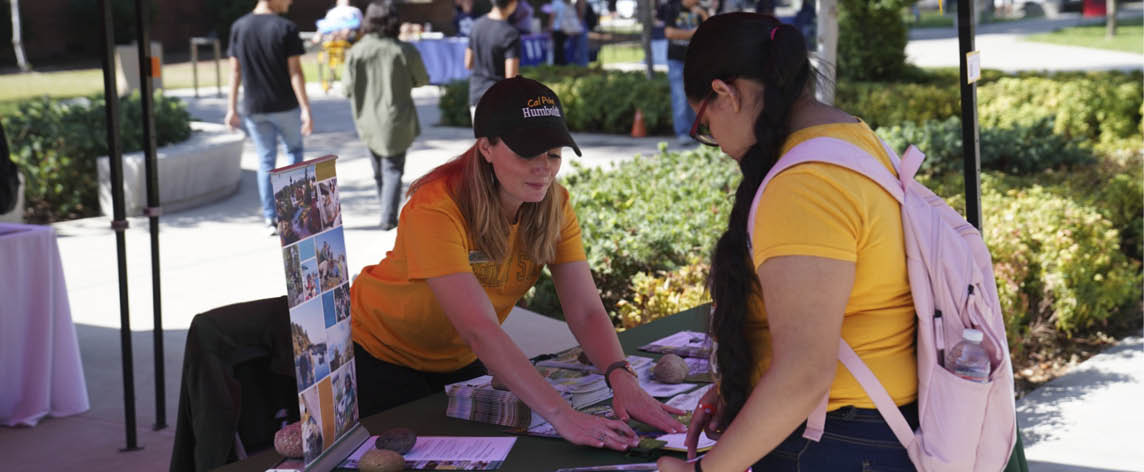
0,52,327,114
1025,21,1144,54
595,42,645,65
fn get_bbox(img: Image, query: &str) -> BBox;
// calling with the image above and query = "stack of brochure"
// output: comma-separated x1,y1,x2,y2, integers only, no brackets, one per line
444,376,543,429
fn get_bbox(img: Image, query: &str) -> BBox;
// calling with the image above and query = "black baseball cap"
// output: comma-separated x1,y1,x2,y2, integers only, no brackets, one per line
473,77,582,158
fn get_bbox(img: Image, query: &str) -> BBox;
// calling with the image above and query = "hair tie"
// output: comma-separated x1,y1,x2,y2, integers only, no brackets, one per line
770,26,779,41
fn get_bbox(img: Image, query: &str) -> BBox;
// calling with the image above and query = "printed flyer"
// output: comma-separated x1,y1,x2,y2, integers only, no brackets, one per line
271,156,359,467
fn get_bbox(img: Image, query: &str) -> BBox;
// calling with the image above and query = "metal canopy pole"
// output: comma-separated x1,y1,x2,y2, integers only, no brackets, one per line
132,0,166,431
98,0,141,452
957,0,982,230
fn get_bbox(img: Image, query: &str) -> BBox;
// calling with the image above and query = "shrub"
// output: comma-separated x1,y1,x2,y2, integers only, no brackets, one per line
835,81,960,130
876,117,1093,176
3,93,193,222
977,75,1143,145
981,185,1142,340
615,257,711,329
837,0,910,81
532,145,737,318
438,66,673,134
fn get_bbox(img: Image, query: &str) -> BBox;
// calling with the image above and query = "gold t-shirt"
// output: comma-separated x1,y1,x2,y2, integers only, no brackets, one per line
748,120,918,410
350,177,587,372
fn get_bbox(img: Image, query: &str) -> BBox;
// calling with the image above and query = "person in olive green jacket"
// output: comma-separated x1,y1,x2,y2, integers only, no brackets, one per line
344,0,430,230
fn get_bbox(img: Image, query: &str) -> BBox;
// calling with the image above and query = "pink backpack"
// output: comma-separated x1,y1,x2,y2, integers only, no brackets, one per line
746,137,1017,471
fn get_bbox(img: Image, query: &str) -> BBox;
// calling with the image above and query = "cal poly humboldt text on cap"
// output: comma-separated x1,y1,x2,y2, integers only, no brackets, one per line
473,77,582,158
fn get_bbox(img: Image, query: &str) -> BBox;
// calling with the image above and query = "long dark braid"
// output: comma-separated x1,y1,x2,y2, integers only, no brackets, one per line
684,13,813,424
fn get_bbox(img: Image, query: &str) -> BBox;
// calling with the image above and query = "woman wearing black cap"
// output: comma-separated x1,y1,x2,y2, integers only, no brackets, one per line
349,77,686,451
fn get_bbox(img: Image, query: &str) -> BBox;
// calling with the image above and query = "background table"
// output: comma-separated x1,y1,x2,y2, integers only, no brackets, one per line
0,222,90,426
410,34,553,85
410,38,470,85
219,304,710,471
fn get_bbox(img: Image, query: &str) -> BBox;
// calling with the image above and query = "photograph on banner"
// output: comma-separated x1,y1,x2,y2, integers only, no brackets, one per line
318,178,342,230
316,227,349,292
300,378,337,464
291,297,331,392
273,164,322,245
326,318,353,374
333,283,351,323
332,362,359,439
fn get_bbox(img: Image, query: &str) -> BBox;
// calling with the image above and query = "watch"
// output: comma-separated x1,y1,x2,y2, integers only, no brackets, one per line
603,360,637,389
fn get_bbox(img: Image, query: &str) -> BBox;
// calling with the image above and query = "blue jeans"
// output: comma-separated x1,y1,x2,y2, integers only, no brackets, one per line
753,403,919,471
667,59,696,140
244,109,304,222
369,150,406,226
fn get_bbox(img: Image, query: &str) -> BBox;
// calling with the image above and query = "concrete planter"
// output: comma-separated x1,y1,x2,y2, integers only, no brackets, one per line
97,121,245,217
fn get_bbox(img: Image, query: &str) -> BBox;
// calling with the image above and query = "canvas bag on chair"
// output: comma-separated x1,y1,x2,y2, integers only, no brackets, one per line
746,137,1017,471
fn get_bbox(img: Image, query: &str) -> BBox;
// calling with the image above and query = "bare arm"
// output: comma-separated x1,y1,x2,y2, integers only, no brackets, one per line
287,55,313,136
224,57,242,130
663,27,696,41
465,47,474,70
673,256,853,471
550,261,686,432
426,272,639,450
504,57,520,78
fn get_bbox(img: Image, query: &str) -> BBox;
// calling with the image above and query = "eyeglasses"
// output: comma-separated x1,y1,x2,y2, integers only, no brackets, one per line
689,92,718,147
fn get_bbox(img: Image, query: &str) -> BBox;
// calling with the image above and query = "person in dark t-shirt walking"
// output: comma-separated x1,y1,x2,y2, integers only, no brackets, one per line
226,0,314,236
465,0,521,120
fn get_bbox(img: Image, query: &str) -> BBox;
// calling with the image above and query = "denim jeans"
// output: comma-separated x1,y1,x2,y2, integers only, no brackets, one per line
667,59,696,140
369,150,406,226
752,403,920,472
243,109,304,223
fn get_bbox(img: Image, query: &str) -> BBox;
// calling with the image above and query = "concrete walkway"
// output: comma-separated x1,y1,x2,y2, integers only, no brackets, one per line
2,12,1143,470
906,7,1144,71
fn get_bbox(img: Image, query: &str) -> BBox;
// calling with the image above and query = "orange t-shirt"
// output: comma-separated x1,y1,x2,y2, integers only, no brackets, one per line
350,177,587,372
748,120,918,410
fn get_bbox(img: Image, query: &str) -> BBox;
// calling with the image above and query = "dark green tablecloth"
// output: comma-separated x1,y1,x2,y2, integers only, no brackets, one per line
216,302,1029,471
216,305,711,472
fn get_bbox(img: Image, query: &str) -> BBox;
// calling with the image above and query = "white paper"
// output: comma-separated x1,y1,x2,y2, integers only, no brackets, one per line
665,384,714,412
403,436,517,461
658,431,717,451
341,436,516,470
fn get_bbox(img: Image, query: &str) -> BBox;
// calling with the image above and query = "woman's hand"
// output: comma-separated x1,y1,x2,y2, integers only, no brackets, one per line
548,406,641,451
609,372,687,434
685,387,724,459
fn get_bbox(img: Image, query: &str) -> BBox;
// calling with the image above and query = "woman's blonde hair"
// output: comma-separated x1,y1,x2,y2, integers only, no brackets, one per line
409,138,563,265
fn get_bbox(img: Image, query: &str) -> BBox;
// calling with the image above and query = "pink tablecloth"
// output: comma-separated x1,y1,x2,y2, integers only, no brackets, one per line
0,222,89,426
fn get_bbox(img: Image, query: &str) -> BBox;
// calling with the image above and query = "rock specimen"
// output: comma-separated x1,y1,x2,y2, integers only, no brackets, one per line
374,427,417,454
273,422,303,458
652,354,688,384
358,449,404,472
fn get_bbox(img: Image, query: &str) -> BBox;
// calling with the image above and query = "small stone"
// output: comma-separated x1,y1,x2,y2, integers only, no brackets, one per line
358,449,404,472
653,354,689,384
273,421,303,458
374,427,417,454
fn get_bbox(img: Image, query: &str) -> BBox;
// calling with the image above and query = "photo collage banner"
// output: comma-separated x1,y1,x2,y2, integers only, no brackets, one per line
271,155,359,467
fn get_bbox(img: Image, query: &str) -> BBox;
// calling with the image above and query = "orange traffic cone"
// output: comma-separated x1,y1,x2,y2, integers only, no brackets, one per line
631,108,647,137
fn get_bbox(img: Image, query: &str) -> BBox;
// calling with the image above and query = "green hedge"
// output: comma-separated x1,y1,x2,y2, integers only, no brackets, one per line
978,74,1143,145
439,65,673,135
876,116,1093,175
3,93,193,222
530,145,1142,347
520,144,737,317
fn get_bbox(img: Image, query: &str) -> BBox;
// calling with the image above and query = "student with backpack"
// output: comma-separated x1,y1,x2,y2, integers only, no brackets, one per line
655,13,1017,472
